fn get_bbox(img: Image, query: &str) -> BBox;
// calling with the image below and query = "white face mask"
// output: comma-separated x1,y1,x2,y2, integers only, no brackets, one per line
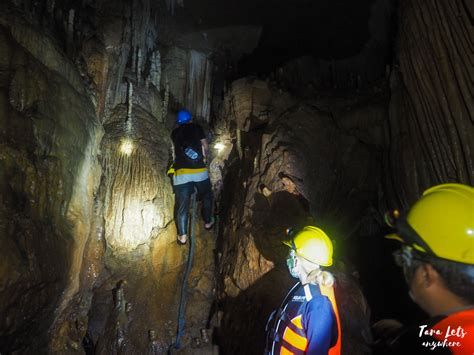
286,250,299,279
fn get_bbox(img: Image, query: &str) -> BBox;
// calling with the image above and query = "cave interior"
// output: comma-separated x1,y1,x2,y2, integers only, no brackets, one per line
0,0,472,354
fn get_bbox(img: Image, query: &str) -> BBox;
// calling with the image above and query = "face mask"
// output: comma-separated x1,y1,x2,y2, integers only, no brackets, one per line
286,250,299,279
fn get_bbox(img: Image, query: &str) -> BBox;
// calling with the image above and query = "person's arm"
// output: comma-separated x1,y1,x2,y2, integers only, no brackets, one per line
171,142,176,161
304,296,336,355
201,138,209,164
194,123,209,164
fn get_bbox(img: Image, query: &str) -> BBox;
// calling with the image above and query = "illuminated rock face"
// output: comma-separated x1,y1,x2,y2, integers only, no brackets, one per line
0,2,217,353
216,78,379,353
0,0,472,354
101,107,173,253
0,13,103,352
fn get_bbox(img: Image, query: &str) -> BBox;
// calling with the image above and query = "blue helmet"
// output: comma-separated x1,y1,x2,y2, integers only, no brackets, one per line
177,109,192,124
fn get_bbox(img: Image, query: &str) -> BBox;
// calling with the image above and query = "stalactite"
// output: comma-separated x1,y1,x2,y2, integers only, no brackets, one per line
236,129,242,159
149,50,161,91
185,50,213,121
132,46,137,74
67,9,75,53
165,0,176,15
162,78,169,123
47,0,55,15
137,48,142,84
127,81,133,134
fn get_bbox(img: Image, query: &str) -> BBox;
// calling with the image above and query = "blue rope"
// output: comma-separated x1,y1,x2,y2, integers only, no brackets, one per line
170,191,197,352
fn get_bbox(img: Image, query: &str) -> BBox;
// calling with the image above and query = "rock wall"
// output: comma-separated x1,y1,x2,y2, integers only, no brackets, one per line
215,78,381,353
162,47,213,122
385,0,473,207
0,1,219,353
0,9,102,352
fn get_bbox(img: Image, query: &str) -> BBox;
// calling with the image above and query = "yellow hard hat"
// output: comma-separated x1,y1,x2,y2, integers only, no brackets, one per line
283,226,333,266
387,183,474,264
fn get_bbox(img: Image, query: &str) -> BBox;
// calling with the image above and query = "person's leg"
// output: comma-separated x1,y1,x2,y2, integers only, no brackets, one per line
195,178,214,227
174,182,193,241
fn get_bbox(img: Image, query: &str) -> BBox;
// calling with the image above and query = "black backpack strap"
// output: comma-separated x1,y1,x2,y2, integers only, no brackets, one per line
265,282,302,353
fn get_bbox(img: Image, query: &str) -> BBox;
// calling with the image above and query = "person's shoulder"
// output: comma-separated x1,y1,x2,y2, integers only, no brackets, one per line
172,126,181,134
190,122,204,130
305,287,332,311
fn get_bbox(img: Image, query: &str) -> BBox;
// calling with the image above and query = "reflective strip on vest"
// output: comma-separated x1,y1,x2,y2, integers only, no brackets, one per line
268,283,342,355
174,168,208,175
431,309,474,354
280,346,294,355
282,318,308,351
320,285,342,355
172,168,209,185
292,315,303,329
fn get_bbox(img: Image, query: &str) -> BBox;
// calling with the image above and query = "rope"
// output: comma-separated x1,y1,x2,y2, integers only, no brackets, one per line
169,191,197,353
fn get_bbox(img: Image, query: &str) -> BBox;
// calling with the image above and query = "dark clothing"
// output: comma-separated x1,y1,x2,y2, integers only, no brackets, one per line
171,122,213,236
174,179,213,236
171,122,206,169
266,282,341,355
384,309,474,354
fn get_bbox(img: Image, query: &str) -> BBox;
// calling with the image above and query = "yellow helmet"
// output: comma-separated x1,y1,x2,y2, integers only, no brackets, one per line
387,183,474,264
283,226,333,266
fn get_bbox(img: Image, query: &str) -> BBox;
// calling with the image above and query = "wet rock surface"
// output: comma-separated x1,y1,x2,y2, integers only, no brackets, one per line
0,1,218,353
0,10,102,352
0,0,471,354
215,78,382,353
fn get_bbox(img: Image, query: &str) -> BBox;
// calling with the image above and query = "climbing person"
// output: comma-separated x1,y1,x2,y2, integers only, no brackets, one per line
265,226,342,355
379,183,474,354
170,109,214,245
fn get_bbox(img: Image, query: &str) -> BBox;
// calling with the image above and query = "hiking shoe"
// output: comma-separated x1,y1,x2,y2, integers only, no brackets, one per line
177,234,187,245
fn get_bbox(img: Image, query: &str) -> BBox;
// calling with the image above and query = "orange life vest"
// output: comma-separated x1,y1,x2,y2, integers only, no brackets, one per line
267,282,342,355
430,308,474,354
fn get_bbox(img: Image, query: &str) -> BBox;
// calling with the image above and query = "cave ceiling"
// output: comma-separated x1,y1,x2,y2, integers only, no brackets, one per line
180,0,377,72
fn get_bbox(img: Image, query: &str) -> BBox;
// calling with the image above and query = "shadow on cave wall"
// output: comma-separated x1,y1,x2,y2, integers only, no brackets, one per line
216,186,424,354
217,189,376,354
217,190,308,354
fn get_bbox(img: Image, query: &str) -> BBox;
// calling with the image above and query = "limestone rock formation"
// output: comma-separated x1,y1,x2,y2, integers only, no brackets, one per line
0,1,218,353
0,11,102,351
385,0,473,207
0,0,471,354
216,79,382,353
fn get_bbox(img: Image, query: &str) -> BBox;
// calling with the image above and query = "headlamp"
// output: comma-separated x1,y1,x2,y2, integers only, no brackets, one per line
384,209,435,256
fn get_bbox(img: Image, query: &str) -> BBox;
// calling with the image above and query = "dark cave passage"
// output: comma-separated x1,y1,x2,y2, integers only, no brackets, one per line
0,0,472,354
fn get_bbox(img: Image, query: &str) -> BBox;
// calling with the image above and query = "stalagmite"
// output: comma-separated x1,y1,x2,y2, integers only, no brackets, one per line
148,330,165,354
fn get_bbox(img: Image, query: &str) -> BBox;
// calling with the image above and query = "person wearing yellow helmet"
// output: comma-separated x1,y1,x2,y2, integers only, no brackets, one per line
265,226,343,355
381,183,474,354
